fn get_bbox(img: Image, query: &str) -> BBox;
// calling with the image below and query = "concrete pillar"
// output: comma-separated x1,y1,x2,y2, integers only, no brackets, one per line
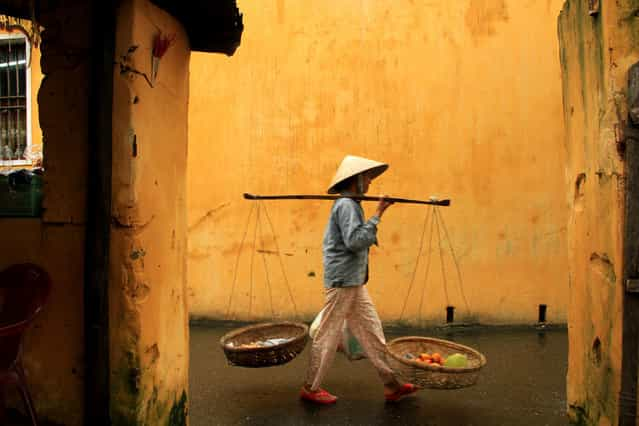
558,0,639,423
110,0,190,423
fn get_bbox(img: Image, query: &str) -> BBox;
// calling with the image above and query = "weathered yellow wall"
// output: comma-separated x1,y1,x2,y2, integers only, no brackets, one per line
187,0,569,325
0,3,91,425
110,0,189,423
558,1,639,424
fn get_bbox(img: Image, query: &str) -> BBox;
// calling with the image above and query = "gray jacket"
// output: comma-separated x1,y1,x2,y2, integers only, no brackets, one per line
322,197,380,288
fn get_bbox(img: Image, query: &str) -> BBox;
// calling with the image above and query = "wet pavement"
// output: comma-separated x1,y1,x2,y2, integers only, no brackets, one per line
190,323,568,426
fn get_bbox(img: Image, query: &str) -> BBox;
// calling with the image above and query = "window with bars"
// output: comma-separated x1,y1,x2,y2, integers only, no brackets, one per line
0,34,30,166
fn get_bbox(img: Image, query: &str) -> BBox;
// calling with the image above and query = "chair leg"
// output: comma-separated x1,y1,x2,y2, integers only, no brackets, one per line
15,364,38,426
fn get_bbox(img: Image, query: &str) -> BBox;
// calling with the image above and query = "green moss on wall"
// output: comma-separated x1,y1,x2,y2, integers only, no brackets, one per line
568,403,589,425
168,391,187,426
111,348,143,425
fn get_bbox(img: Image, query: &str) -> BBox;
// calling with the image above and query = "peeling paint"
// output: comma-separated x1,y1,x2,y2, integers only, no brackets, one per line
130,248,146,260
589,252,616,285
465,0,509,39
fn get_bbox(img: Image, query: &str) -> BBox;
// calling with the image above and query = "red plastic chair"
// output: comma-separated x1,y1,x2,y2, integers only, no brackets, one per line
0,263,51,426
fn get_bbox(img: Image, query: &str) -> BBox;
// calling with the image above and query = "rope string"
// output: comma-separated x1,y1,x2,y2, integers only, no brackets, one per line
436,208,472,315
398,205,472,322
257,206,276,319
434,208,450,306
226,201,300,321
417,207,436,320
226,203,256,319
399,206,432,320
248,205,260,318
260,201,300,318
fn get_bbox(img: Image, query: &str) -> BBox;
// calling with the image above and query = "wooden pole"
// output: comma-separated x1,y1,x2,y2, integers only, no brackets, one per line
243,193,451,206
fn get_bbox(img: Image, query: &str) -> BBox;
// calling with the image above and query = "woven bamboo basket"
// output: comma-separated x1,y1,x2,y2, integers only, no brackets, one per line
220,321,309,368
387,336,487,389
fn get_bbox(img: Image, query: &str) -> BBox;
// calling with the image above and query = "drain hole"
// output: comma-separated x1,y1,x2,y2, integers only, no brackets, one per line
538,304,547,323
446,306,455,323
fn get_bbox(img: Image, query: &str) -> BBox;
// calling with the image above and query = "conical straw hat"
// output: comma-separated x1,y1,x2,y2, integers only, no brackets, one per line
327,155,389,194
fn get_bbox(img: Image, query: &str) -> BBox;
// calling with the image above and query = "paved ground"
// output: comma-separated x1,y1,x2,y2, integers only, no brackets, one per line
190,323,568,426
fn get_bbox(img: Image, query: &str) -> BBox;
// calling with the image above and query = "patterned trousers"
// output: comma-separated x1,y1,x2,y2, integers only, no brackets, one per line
305,285,399,391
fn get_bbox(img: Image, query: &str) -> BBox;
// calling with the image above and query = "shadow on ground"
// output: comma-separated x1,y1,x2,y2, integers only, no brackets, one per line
190,324,568,426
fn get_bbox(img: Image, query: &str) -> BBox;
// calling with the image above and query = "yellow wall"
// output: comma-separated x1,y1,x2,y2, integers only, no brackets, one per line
558,0,639,424
110,0,189,423
187,0,569,325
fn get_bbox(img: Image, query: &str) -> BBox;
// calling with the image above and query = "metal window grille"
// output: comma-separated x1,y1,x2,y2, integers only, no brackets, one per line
0,36,27,163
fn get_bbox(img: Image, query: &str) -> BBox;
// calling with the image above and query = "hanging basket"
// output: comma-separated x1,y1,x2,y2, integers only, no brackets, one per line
387,336,487,389
220,321,309,368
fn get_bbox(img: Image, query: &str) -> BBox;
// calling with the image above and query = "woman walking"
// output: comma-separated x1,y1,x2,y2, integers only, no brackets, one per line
301,155,419,404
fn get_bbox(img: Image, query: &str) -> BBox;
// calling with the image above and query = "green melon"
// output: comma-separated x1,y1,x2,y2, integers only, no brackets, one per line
443,353,468,368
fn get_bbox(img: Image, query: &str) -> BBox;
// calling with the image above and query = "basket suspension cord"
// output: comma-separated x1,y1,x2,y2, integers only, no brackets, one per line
417,207,437,321
248,206,261,318
226,203,257,319
260,201,300,318
256,204,276,319
434,208,472,316
399,205,434,321
399,205,472,323
434,207,450,307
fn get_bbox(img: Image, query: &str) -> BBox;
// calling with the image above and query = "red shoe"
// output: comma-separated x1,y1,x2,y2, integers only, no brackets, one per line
384,383,420,402
300,387,338,404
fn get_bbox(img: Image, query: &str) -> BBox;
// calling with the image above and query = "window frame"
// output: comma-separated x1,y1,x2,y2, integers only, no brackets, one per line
0,32,32,167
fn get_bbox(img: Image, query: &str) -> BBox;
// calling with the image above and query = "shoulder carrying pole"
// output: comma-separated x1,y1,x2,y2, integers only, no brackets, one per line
243,193,451,206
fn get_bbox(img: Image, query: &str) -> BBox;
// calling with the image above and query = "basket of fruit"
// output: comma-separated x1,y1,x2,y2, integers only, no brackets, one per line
386,336,487,389
220,321,309,368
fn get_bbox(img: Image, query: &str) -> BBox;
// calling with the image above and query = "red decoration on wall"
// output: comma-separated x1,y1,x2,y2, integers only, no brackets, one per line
151,31,176,83
153,31,176,59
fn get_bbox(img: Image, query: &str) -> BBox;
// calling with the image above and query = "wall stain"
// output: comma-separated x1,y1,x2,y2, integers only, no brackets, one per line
465,0,508,39
188,203,230,231
130,248,146,260
257,249,279,255
589,252,616,285
574,173,586,212
391,232,400,244
276,0,285,25
146,343,160,364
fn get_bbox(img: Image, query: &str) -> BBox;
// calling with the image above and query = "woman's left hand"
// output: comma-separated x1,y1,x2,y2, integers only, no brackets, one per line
375,195,394,218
